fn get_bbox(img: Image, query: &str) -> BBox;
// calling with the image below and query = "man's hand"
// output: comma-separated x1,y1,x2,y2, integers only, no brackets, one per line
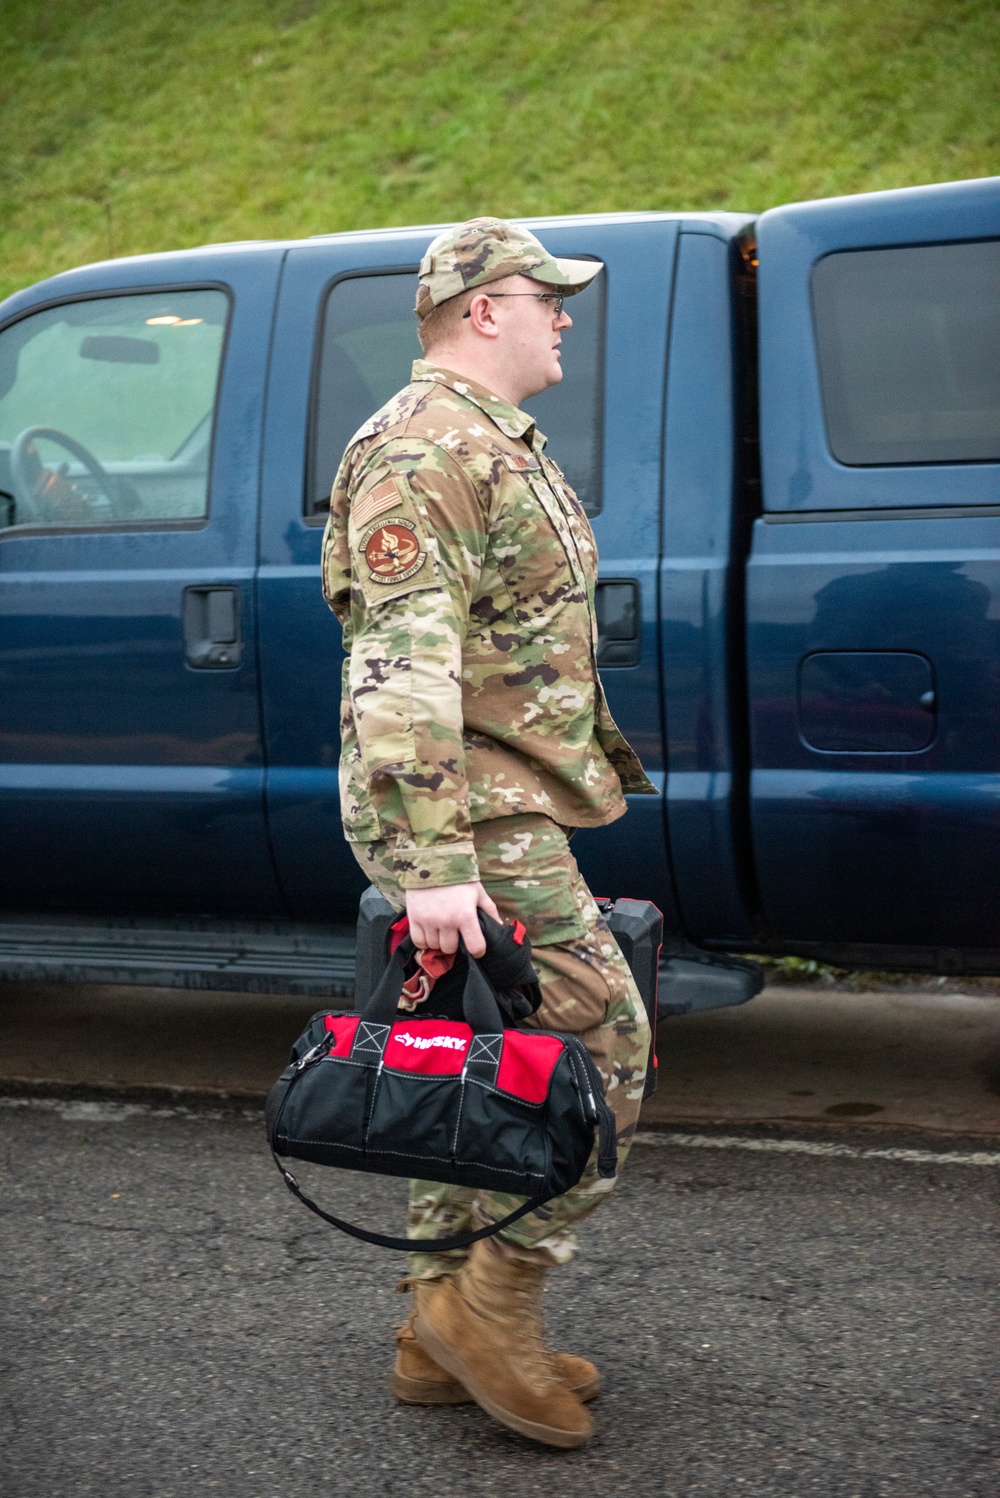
405,881,501,957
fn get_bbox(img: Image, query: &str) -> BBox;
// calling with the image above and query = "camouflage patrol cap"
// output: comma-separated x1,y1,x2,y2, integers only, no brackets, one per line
415,217,603,319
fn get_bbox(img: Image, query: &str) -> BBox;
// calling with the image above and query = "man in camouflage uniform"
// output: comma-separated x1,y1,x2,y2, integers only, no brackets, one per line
321,218,655,1448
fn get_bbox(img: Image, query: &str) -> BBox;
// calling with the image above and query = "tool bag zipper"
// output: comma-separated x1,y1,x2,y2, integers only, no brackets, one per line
564,1036,618,1178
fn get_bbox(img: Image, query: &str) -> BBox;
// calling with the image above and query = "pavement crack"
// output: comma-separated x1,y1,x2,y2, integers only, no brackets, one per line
55,1219,147,1234
1,1396,21,1441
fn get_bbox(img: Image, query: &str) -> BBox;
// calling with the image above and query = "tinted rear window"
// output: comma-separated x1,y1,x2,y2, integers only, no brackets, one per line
812,240,1000,466
308,267,605,517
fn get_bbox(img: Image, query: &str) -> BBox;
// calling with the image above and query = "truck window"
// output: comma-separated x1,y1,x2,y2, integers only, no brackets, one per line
812,239,1000,466
308,265,606,519
0,288,229,530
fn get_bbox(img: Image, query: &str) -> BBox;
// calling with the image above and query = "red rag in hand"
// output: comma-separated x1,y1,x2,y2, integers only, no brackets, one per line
399,949,456,1010
389,917,456,1010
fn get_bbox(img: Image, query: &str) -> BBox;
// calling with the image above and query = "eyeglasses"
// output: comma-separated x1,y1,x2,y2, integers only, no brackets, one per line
463,293,566,318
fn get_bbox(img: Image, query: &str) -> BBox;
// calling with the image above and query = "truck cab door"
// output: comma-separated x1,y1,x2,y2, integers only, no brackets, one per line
258,220,678,922
0,250,285,916
748,178,1000,961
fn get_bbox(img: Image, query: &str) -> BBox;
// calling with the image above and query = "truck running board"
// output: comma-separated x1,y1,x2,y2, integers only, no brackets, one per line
658,937,765,1016
0,913,765,1015
0,915,357,996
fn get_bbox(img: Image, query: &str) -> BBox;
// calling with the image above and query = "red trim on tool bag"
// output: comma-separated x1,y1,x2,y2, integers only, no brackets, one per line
323,1014,361,1056
511,920,526,945
496,1031,564,1104
389,916,410,954
383,1019,473,1075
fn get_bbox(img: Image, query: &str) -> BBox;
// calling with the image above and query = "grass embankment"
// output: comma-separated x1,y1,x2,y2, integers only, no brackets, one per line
0,0,997,302
754,956,1000,992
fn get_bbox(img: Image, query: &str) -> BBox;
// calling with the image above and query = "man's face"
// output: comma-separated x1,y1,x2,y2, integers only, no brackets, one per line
489,275,573,401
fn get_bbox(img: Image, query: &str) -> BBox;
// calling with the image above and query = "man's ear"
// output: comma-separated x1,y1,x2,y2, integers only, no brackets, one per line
464,292,501,339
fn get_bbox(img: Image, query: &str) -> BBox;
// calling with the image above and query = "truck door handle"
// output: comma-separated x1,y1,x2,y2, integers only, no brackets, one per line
596,579,640,667
183,586,242,669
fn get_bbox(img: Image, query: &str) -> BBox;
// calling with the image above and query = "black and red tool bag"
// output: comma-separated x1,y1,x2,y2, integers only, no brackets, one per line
266,913,618,1251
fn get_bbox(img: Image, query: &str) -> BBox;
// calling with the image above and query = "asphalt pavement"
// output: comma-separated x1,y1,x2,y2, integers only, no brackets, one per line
1,1093,997,1498
1,978,997,1495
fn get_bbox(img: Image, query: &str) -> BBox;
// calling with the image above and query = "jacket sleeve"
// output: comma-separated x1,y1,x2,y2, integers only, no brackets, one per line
344,437,488,888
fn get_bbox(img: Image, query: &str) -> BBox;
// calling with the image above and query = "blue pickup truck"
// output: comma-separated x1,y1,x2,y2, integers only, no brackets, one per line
1,176,997,1000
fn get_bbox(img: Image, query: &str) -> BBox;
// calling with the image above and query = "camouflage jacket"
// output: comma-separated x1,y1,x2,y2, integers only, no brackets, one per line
321,359,655,889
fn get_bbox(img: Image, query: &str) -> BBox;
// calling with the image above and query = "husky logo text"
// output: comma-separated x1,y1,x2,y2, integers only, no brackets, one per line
361,518,426,584
395,1031,468,1052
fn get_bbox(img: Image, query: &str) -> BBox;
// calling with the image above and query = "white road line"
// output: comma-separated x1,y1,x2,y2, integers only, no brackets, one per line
3,1097,998,1165
633,1131,1000,1167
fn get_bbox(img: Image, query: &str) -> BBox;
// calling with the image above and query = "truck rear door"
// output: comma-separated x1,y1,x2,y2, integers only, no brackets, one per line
258,219,678,922
748,178,1000,961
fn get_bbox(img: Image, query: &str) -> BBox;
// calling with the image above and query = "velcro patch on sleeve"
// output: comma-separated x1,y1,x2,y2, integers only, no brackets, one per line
360,517,428,586
348,469,441,607
352,477,405,530
502,452,541,472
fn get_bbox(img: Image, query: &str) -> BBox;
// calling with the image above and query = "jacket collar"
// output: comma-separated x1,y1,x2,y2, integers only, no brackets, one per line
410,359,546,453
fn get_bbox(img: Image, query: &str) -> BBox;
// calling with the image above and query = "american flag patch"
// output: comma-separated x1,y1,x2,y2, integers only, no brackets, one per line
502,452,541,472
353,479,403,530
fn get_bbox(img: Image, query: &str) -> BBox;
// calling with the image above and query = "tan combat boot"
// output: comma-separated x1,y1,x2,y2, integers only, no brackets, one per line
411,1240,595,1447
393,1277,601,1406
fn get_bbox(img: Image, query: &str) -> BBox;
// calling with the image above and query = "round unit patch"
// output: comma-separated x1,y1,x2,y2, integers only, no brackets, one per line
361,519,427,585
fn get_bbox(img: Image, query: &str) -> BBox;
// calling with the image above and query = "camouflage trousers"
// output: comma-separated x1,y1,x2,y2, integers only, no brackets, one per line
350,813,650,1277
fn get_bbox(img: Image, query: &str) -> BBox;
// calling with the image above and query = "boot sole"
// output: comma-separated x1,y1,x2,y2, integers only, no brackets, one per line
413,1314,592,1449
391,1370,473,1405
392,1368,600,1406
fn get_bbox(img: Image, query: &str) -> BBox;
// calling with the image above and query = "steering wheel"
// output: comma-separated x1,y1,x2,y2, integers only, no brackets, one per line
10,426,118,523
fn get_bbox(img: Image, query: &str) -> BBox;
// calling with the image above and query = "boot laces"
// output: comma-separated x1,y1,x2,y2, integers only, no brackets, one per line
511,1281,560,1389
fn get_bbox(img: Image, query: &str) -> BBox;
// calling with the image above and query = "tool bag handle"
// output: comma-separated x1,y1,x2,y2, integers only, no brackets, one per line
360,936,506,1032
